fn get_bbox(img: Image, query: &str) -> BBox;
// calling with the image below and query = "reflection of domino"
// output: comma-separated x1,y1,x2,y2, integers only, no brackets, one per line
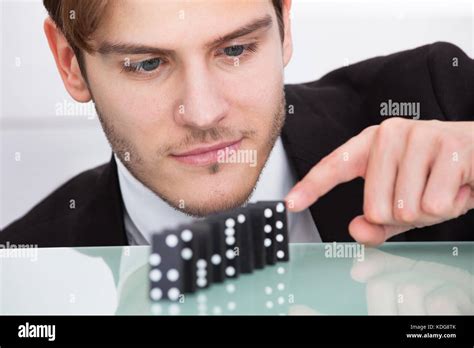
149,200,289,301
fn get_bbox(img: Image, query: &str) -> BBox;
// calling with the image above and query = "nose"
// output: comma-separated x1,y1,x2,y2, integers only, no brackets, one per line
175,60,228,130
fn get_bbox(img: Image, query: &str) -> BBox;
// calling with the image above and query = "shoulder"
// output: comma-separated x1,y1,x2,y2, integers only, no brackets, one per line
284,42,472,129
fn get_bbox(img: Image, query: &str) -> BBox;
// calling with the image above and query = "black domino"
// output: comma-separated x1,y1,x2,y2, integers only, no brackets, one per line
246,204,267,269
149,228,197,301
208,212,241,279
149,200,290,300
250,202,277,265
178,222,214,289
205,218,227,283
271,201,289,261
233,207,254,273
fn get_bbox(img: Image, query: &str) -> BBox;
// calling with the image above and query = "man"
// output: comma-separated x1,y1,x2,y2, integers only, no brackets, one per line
1,0,473,247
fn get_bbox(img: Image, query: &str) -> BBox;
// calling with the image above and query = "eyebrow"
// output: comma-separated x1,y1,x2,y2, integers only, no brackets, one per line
97,14,273,56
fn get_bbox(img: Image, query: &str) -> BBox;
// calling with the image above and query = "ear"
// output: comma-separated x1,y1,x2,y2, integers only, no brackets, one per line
43,17,92,102
282,0,293,67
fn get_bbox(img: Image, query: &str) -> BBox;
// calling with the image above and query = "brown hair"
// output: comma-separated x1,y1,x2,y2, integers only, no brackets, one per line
43,0,285,66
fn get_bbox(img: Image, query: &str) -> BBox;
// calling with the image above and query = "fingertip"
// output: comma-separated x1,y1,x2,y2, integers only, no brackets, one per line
284,189,312,212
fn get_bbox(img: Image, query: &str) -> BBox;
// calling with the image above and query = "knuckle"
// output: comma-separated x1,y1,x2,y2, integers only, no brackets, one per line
407,123,429,142
362,125,379,135
421,198,451,217
364,204,389,225
441,137,462,154
380,117,406,128
377,120,398,138
394,206,419,224
374,119,406,148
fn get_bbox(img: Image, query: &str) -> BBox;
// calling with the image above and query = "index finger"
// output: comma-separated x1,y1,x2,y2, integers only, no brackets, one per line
285,126,375,212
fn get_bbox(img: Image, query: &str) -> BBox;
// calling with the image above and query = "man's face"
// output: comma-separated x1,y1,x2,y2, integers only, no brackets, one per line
83,0,291,216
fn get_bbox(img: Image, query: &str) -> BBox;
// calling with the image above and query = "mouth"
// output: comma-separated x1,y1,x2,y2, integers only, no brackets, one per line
170,138,243,166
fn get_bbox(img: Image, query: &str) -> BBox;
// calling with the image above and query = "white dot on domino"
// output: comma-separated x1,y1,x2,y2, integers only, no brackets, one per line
197,259,207,269
276,202,285,213
166,234,178,248
180,229,193,242
167,269,179,282
226,266,236,277
197,278,207,288
264,224,272,233
264,208,273,218
150,288,162,301
237,214,246,223
225,218,235,228
168,288,180,301
277,250,285,259
226,249,235,259
181,248,193,260
149,253,161,266
264,238,272,247
211,254,221,265
149,269,162,282
226,236,235,245
276,234,284,242
225,228,235,236
276,220,283,229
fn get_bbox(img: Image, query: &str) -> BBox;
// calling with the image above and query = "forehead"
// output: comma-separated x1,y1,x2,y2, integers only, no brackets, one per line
96,0,274,48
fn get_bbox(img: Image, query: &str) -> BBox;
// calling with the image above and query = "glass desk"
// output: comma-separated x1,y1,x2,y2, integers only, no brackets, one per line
0,243,472,315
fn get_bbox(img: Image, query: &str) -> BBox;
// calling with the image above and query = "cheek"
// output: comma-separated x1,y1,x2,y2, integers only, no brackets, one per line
220,41,284,115
221,56,283,133
92,80,175,154
87,60,174,144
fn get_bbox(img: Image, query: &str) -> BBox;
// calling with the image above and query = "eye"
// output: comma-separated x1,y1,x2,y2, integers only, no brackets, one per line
123,57,162,74
224,45,245,57
217,42,258,58
140,58,161,71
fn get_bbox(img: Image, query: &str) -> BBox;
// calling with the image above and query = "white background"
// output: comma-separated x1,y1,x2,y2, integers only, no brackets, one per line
1,0,473,228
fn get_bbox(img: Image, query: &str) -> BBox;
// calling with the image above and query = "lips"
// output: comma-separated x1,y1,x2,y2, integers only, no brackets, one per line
170,138,243,166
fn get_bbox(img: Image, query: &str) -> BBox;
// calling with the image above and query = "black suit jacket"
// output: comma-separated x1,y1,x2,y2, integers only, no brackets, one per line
2,42,473,247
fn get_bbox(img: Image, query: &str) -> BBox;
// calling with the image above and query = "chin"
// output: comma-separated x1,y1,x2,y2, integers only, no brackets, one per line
168,172,257,217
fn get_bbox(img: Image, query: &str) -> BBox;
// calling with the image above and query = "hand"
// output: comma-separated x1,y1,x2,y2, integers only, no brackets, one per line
285,118,474,246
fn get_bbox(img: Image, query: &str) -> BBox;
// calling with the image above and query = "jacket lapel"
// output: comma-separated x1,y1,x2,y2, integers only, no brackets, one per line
74,155,129,246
